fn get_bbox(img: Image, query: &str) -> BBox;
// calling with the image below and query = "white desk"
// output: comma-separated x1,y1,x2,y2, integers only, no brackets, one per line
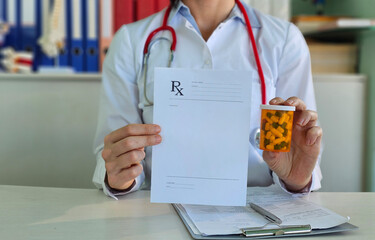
0,185,373,240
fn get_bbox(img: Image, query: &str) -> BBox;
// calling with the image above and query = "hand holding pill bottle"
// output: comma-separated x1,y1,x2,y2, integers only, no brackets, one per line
259,105,296,152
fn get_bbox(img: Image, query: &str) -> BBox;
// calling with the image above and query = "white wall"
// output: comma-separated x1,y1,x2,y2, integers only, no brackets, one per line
0,74,101,189
313,74,366,192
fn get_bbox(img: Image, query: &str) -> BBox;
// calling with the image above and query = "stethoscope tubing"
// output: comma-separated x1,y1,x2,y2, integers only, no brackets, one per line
236,0,266,105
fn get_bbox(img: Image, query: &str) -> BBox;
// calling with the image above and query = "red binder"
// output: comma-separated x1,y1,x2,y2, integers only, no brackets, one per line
114,0,135,33
136,0,156,20
155,0,170,12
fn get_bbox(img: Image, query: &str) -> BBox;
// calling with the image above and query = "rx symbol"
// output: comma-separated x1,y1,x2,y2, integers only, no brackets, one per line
171,81,184,96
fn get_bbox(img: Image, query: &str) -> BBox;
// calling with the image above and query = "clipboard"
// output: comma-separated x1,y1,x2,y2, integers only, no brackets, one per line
173,204,358,239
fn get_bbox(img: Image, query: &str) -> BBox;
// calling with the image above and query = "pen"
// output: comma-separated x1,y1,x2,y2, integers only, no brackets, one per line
249,202,282,225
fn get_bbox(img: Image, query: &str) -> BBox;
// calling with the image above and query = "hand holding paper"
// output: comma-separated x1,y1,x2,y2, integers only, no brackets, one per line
151,68,253,206
102,124,162,191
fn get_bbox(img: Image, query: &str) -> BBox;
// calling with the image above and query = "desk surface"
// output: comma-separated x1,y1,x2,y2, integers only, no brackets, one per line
0,185,373,240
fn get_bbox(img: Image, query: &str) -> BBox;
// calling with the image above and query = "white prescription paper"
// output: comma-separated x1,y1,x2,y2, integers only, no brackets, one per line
151,68,253,206
178,186,349,236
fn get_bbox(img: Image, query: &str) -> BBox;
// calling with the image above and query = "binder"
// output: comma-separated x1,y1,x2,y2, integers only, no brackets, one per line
20,0,36,53
4,0,18,50
0,0,3,19
0,0,6,23
136,0,156,20
155,0,169,12
113,0,134,33
84,0,99,72
70,0,84,72
0,0,8,47
99,0,113,71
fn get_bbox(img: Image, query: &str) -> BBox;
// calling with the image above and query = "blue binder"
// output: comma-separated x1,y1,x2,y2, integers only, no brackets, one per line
0,0,7,45
20,0,37,54
4,0,19,50
84,0,99,72
70,0,84,72
0,0,6,22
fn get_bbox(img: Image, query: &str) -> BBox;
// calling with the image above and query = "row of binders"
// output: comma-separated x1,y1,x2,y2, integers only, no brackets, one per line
0,0,169,73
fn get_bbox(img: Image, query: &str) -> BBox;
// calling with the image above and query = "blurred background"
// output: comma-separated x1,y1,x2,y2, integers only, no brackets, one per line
0,0,374,192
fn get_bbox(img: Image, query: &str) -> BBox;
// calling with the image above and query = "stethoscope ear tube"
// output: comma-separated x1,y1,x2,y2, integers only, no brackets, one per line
142,37,174,106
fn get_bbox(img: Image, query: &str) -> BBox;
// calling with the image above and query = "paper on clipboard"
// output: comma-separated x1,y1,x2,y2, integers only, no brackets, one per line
177,186,350,236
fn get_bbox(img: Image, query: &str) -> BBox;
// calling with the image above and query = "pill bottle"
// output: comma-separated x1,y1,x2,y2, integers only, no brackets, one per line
259,105,296,152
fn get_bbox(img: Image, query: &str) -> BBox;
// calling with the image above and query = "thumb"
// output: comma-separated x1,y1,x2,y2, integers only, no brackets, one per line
262,151,281,170
263,150,279,160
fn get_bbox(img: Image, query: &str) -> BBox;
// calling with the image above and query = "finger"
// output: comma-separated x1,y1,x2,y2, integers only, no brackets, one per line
263,150,281,162
269,97,284,105
103,144,145,162
107,164,143,189
101,148,112,162
105,124,161,144
111,135,162,157
116,164,143,185
262,151,282,173
106,149,145,175
284,96,307,111
294,110,318,127
305,126,323,146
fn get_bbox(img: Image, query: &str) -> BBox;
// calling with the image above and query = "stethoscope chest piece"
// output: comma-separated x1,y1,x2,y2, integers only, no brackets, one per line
251,128,261,149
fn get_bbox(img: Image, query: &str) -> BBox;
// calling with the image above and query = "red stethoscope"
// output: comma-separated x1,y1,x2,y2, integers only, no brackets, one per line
142,0,266,106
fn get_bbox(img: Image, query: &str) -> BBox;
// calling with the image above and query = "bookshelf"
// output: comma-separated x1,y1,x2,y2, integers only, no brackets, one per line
304,26,375,42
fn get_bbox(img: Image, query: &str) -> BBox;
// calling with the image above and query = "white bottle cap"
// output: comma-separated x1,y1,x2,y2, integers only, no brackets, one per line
260,104,296,111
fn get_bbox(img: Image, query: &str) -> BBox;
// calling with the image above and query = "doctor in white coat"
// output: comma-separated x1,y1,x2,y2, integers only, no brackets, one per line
93,0,323,199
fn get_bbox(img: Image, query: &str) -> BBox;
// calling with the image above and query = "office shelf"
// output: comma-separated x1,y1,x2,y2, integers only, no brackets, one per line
304,26,375,42
0,73,102,82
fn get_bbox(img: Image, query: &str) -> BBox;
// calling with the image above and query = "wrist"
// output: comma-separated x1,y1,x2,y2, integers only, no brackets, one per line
283,176,312,193
105,173,135,192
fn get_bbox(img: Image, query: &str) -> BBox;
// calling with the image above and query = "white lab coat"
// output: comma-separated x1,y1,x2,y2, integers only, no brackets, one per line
93,1,322,199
